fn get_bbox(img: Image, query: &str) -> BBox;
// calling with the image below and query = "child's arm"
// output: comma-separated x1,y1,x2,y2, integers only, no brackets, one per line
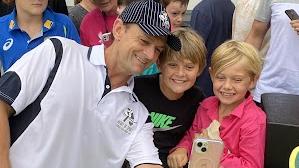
167,148,188,168
172,105,204,155
167,106,204,167
221,118,266,168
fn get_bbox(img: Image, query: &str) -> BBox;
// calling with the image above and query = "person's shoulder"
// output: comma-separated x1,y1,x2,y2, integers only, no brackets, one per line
134,74,158,87
0,13,13,37
200,96,218,108
187,86,206,101
68,4,82,14
48,36,81,47
194,0,212,9
0,12,12,24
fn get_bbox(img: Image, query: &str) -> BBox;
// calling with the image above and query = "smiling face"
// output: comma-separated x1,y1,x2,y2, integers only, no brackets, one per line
165,1,187,30
157,27,206,100
159,57,200,100
113,21,166,75
210,59,256,111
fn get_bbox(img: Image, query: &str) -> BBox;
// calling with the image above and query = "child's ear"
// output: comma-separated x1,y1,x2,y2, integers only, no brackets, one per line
196,65,202,77
249,75,259,90
112,19,125,41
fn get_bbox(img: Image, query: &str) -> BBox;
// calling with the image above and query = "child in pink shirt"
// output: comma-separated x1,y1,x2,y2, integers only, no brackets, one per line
167,40,266,168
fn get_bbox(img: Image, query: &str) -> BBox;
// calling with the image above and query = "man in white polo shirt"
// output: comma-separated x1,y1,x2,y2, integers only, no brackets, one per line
0,0,181,167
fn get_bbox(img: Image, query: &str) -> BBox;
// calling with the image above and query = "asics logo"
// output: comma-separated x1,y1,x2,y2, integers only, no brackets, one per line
3,38,13,51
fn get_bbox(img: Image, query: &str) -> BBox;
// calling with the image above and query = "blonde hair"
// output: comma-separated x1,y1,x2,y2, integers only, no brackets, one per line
158,27,207,74
210,40,262,79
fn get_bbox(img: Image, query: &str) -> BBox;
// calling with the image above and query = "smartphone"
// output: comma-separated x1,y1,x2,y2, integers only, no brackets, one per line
285,9,299,20
188,138,224,168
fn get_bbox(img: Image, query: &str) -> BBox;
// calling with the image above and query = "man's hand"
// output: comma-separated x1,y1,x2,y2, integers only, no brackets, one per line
136,164,163,168
290,20,299,35
167,148,188,168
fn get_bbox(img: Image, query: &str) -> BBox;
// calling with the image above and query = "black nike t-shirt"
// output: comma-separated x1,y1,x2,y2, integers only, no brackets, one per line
134,74,205,167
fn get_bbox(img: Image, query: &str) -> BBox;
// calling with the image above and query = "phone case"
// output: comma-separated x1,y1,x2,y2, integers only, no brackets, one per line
285,9,299,20
188,138,224,168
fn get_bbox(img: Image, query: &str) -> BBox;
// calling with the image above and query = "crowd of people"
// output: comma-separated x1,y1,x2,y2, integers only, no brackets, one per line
0,0,299,168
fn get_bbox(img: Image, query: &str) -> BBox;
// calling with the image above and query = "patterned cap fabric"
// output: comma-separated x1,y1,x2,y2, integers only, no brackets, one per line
120,0,181,51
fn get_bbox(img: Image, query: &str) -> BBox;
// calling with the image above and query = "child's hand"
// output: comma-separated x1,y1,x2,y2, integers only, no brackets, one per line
167,148,188,168
195,129,208,139
290,20,299,35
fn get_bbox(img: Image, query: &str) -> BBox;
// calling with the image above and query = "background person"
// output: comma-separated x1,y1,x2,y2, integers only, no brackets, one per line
190,0,235,97
0,0,80,72
79,0,118,47
245,0,299,104
68,0,98,33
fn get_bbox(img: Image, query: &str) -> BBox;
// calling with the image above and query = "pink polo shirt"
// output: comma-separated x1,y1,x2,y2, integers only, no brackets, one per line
80,8,117,47
176,95,266,168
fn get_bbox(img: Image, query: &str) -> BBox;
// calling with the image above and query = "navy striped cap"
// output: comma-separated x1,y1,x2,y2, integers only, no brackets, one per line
120,0,181,51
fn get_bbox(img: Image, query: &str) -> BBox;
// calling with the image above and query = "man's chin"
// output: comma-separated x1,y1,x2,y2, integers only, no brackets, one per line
130,68,145,76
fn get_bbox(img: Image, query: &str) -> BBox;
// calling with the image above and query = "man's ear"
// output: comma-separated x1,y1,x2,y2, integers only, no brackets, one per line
156,58,162,71
112,19,125,41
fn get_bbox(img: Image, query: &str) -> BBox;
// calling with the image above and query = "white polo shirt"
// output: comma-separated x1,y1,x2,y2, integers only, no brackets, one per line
0,37,161,168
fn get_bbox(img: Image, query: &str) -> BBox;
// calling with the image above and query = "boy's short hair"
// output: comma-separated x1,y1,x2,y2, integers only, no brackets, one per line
210,40,262,79
160,0,189,7
158,27,207,74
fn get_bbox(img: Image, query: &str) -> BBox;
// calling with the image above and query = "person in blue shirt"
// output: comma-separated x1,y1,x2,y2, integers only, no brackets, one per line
190,0,234,97
0,0,80,72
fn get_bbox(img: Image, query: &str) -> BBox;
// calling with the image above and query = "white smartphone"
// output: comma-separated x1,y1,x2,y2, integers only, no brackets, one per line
188,138,224,168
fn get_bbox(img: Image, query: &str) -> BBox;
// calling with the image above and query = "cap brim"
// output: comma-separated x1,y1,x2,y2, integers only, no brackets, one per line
138,24,181,51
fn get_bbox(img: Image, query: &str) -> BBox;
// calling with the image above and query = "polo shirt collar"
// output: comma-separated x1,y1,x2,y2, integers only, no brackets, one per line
203,97,219,120
42,8,55,32
229,92,253,118
7,9,18,31
89,45,137,100
8,8,55,33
